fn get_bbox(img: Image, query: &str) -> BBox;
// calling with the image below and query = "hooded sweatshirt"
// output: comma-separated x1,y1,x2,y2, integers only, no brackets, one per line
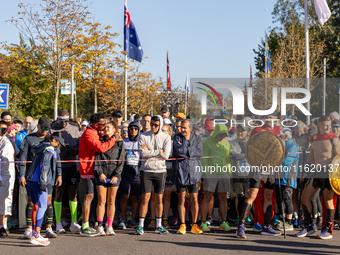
201,124,231,175
122,121,141,179
138,115,171,173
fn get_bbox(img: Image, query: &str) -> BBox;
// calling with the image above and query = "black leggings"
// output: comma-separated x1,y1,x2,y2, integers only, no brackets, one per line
275,185,293,215
311,188,322,217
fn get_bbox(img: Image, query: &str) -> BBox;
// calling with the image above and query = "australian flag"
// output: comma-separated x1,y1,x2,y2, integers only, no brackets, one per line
124,2,143,62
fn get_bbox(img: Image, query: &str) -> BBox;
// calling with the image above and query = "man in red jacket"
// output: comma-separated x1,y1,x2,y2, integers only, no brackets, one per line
79,113,116,237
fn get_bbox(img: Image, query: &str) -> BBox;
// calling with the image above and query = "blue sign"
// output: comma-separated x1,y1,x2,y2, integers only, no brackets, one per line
0,84,9,109
61,79,76,95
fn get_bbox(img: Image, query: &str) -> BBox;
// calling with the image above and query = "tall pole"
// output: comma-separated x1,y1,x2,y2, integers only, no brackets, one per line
184,73,188,117
70,63,74,119
75,92,78,118
322,58,326,116
124,55,128,121
305,0,310,124
265,30,268,109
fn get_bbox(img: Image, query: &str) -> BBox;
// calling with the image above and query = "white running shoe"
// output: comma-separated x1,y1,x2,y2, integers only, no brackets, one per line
45,227,57,238
97,226,106,236
69,222,81,233
61,218,68,227
106,226,116,236
56,223,65,234
30,235,50,246
24,228,32,239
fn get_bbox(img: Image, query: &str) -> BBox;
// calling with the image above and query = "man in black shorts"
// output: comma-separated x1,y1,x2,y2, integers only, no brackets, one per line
135,115,171,235
50,110,81,234
173,119,203,234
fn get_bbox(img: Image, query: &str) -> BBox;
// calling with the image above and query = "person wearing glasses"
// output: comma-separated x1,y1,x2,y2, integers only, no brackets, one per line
50,110,82,234
135,115,171,235
78,113,117,237
332,119,340,137
19,117,62,239
134,114,142,127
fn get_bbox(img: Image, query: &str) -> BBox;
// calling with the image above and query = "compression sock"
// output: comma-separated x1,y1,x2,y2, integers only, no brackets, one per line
107,218,113,227
26,205,33,227
139,218,145,227
69,201,78,222
325,209,335,230
46,204,53,226
239,202,252,225
35,227,41,237
264,205,273,227
54,201,62,223
156,218,162,228
302,205,312,226
97,218,103,227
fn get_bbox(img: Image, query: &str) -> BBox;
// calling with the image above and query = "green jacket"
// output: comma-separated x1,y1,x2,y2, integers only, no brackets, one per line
201,124,231,175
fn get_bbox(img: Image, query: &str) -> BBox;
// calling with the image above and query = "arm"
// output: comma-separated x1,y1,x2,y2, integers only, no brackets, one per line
83,131,116,154
173,135,189,158
159,136,171,160
19,137,29,177
333,138,340,156
138,135,161,159
39,150,54,188
113,142,126,177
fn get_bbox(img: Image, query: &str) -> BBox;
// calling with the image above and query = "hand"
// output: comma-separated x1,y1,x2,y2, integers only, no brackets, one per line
141,144,149,151
99,174,107,183
55,176,62,187
0,181,2,187
19,177,27,187
160,149,164,153
110,176,118,184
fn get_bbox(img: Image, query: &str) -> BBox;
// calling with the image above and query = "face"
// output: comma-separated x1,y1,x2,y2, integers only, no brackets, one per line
293,129,304,137
81,125,87,131
175,122,182,134
94,118,107,131
237,128,248,140
2,115,11,123
318,121,331,134
264,115,276,127
332,124,340,136
161,126,169,135
181,122,190,137
58,118,69,128
142,116,151,131
113,116,123,125
160,111,169,119
205,128,214,137
24,117,33,130
129,125,138,138
151,120,160,134
15,123,22,131
105,123,115,135
50,138,61,149
37,125,49,137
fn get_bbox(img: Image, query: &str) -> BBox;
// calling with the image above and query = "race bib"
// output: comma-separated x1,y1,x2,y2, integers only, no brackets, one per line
236,161,250,177
127,151,139,166
165,161,172,169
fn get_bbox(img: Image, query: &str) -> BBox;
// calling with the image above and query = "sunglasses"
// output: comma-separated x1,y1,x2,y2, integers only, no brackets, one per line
135,119,142,122
332,126,340,129
58,120,69,124
41,127,50,130
151,123,159,127
97,123,107,126
129,127,138,130
122,130,128,133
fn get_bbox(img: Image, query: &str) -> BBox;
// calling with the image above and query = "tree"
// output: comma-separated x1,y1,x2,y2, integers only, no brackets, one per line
3,0,91,119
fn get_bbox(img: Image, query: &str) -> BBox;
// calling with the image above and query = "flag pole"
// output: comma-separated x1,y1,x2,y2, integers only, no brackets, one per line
305,0,310,124
185,73,188,117
265,30,268,109
124,0,128,121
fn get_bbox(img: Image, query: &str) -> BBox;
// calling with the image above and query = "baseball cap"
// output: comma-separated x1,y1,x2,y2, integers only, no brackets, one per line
176,113,185,119
204,117,214,131
51,135,66,147
38,116,51,128
112,109,123,118
237,124,250,132
332,119,340,126
161,105,169,113
81,121,89,126
163,118,172,125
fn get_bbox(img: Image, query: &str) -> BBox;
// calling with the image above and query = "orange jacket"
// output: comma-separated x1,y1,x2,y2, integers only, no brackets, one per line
79,127,116,179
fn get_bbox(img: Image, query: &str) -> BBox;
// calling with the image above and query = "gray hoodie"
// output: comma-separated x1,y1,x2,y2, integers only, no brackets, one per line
138,115,171,173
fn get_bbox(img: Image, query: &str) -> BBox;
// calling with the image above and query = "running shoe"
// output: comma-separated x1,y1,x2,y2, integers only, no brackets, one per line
245,216,252,225
169,216,178,226
135,226,144,235
0,227,9,237
155,226,169,234
70,222,81,233
106,226,115,236
253,223,263,232
56,223,65,234
148,219,156,229
206,216,213,226
97,226,106,236
235,216,240,225
30,235,50,246
191,224,203,234
24,228,32,239
162,219,170,229
219,221,233,231
276,222,294,231
200,222,211,232
317,228,332,239
272,215,281,225
177,224,186,234
80,227,99,237
236,224,246,238
45,227,57,238
295,225,316,238
119,219,127,229
261,226,281,236
128,219,138,228
61,218,68,228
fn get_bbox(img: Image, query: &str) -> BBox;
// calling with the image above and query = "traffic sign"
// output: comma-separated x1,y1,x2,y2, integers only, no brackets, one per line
0,84,9,109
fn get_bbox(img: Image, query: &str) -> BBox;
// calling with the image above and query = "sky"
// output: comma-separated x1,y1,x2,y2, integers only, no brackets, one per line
0,0,279,90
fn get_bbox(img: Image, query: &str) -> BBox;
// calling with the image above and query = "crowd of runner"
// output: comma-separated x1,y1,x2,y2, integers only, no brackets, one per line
0,106,339,246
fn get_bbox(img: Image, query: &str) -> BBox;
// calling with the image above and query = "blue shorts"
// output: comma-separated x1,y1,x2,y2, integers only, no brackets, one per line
118,177,142,196
95,177,120,188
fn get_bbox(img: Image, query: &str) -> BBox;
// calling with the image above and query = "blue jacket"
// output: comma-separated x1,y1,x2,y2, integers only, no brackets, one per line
173,132,203,186
276,139,299,188
26,143,60,187
15,129,28,150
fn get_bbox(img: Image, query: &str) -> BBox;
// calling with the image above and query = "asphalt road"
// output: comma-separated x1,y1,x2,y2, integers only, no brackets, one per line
0,225,339,255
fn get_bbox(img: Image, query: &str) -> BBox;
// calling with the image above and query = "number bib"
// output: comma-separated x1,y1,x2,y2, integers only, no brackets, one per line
127,151,139,166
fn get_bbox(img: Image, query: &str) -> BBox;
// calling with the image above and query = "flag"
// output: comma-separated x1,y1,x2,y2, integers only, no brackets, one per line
265,31,271,78
314,0,331,26
167,51,171,91
185,74,189,102
124,2,143,62
250,65,253,87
